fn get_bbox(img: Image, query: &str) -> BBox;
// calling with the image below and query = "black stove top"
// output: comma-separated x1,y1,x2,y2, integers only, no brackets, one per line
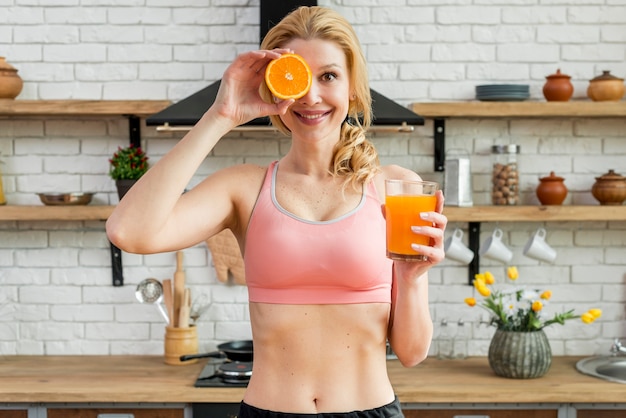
194,359,251,388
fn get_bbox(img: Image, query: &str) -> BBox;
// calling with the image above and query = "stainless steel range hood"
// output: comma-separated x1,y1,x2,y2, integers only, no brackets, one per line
146,1,424,133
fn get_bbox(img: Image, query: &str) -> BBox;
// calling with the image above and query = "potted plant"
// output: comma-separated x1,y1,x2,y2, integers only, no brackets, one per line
109,144,149,199
465,267,602,379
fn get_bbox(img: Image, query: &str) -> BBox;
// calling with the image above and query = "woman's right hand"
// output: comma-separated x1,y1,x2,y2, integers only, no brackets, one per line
212,49,295,127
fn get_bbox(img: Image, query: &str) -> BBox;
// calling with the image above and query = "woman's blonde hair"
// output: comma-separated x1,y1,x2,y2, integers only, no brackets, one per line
260,6,380,190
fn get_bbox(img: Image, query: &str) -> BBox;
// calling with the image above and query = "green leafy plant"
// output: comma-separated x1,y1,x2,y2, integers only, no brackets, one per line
108,145,149,180
465,266,602,331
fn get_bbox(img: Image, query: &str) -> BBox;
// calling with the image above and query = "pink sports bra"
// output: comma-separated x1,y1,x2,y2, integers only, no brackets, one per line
244,161,393,304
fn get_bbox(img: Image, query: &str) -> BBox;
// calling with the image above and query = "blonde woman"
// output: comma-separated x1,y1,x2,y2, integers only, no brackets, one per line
107,6,446,418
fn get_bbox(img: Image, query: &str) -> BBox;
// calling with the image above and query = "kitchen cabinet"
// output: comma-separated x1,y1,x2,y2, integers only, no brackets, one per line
403,410,558,418
576,411,626,418
47,408,183,418
0,411,27,418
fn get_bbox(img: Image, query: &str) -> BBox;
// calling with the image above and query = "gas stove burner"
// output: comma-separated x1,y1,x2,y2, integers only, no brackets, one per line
195,360,252,387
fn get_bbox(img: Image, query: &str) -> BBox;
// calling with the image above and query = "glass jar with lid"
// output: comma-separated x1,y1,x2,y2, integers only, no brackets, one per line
491,145,520,205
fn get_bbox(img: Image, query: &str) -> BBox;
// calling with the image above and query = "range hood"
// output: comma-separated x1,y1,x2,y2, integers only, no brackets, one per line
146,1,424,132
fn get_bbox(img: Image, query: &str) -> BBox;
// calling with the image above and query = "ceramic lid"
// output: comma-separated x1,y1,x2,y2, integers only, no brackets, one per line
546,69,571,79
0,57,18,73
539,171,564,182
491,144,520,154
590,70,624,82
595,169,625,182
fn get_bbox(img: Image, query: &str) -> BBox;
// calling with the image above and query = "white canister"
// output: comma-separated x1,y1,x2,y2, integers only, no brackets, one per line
444,150,473,207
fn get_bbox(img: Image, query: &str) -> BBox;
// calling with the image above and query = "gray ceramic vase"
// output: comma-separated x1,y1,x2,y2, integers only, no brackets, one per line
488,329,552,379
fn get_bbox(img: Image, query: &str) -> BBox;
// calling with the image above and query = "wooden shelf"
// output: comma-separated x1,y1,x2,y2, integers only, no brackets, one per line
0,205,114,221
411,101,626,118
444,205,626,222
0,205,624,222
0,100,171,117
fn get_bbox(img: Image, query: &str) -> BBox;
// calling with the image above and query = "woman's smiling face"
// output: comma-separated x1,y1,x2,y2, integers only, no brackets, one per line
278,38,351,142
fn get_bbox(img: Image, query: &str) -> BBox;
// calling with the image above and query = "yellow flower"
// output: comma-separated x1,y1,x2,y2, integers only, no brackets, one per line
532,300,543,312
484,271,495,284
507,266,519,280
588,309,602,319
464,297,477,307
581,312,596,324
477,284,491,297
473,276,485,290
540,290,552,300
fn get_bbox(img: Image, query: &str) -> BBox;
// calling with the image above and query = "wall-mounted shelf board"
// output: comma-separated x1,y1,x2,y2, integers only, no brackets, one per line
443,205,626,222
411,101,626,118
1,205,624,222
0,100,171,117
0,205,114,221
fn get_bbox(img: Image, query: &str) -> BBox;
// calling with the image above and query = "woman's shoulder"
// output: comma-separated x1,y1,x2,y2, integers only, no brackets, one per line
215,162,272,182
379,164,422,181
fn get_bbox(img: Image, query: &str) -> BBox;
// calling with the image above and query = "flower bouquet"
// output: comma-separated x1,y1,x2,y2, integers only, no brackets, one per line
465,266,602,331
464,266,601,379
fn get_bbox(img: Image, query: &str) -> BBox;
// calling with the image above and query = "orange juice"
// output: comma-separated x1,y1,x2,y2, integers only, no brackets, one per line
385,194,437,261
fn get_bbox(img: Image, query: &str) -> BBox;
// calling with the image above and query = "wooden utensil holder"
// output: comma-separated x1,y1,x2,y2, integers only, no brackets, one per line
164,325,198,366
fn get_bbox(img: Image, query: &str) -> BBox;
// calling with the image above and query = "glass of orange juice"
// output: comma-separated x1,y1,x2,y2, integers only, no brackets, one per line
385,179,439,261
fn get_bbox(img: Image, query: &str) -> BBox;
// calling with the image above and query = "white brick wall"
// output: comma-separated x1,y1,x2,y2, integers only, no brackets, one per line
1,1,625,357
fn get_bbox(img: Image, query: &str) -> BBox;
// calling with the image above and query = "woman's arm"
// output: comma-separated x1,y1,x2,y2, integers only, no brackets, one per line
381,165,447,367
106,49,294,254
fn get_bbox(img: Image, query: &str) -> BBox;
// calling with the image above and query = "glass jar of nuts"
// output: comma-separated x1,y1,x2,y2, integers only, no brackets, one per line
491,145,520,205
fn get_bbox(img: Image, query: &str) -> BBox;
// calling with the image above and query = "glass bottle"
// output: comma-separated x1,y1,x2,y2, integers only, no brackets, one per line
453,319,468,359
491,145,520,205
437,319,453,360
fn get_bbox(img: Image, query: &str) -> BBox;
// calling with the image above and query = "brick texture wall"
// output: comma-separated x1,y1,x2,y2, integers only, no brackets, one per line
0,1,625,357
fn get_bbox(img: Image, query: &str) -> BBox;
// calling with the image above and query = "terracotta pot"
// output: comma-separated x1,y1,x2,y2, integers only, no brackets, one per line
488,329,552,379
591,169,626,206
536,171,568,205
587,71,625,102
543,69,573,102
0,57,24,99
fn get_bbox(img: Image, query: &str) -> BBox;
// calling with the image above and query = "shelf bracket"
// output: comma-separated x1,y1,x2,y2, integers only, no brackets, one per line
468,222,480,285
110,241,124,286
107,114,141,286
434,118,445,172
127,115,141,148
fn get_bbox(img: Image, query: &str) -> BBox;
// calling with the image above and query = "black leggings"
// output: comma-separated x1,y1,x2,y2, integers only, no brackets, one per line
237,397,404,418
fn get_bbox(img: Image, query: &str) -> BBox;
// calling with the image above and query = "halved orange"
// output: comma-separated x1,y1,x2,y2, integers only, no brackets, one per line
264,53,312,100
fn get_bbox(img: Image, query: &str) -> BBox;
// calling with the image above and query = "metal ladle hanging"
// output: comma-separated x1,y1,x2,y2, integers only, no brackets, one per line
135,278,170,324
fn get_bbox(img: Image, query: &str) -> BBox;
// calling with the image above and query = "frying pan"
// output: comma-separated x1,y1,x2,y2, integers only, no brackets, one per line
180,339,253,362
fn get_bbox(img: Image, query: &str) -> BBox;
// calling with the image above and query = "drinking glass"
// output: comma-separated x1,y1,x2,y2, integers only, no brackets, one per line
385,179,439,261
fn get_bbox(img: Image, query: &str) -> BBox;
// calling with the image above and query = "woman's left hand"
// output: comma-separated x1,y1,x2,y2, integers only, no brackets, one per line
395,190,447,278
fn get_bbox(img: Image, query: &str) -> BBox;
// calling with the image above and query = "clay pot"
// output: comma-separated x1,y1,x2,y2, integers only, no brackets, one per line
536,171,568,205
587,71,625,102
543,69,573,102
0,57,24,99
591,169,626,206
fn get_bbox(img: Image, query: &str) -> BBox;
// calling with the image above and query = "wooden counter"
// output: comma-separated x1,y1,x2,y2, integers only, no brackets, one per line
0,356,623,404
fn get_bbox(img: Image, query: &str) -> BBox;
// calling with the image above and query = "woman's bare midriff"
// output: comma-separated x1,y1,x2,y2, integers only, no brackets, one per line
243,302,396,413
